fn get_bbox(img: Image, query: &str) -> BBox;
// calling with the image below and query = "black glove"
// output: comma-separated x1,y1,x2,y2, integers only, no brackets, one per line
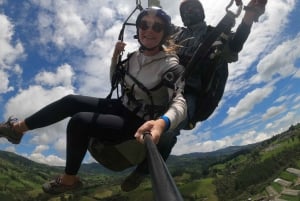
244,0,267,22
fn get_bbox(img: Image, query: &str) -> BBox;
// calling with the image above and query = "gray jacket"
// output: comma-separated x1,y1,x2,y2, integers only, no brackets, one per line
110,50,187,130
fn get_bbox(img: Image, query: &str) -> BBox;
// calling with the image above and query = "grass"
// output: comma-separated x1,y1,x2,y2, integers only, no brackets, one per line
27,188,44,198
261,138,300,161
280,171,298,182
271,182,283,193
79,196,98,201
179,177,218,201
93,188,114,199
128,190,154,201
280,194,300,201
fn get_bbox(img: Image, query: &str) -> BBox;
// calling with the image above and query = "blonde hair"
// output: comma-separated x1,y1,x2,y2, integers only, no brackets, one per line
163,37,182,54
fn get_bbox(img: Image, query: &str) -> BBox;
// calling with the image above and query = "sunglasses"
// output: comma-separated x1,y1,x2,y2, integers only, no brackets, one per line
138,20,164,33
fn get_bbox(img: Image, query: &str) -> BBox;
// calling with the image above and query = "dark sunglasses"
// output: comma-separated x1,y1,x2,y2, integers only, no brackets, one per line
138,20,164,33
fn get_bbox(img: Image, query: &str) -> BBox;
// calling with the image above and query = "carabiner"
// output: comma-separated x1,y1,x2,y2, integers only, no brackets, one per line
226,0,243,17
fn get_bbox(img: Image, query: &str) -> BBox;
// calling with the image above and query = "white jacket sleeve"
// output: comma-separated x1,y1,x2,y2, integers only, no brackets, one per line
163,91,187,130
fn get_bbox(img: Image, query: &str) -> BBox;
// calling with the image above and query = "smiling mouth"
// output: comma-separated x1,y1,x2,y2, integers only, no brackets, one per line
142,35,156,40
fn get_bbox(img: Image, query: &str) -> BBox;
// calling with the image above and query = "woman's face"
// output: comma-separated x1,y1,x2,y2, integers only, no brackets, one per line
138,14,165,52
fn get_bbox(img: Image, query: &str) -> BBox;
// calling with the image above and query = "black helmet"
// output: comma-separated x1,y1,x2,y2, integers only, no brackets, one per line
135,7,172,50
180,0,205,26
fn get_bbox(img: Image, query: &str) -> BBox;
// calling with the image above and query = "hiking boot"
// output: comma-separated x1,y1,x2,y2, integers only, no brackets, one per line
121,169,146,192
42,176,83,195
0,117,23,144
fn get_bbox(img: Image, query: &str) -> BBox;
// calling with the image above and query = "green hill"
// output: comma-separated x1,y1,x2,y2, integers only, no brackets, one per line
0,150,125,201
212,123,300,201
0,150,61,200
0,123,299,201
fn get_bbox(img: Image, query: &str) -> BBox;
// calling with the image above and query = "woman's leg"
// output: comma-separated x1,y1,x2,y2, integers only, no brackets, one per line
3,95,121,145
62,109,144,183
14,95,119,133
64,112,126,176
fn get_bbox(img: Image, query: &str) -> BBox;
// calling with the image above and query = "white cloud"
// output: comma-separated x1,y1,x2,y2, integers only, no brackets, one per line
28,153,65,166
0,14,24,68
265,123,273,129
227,0,296,92
34,0,89,48
33,0,129,49
293,103,300,111
54,138,67,156
22,144,66,166
173,129,274,155
294,96,300,104
223,86,274,125
33,144,49,154
29,0,141,97
59,7,88,36
262,105,286,120
4,146,16,153
263,111,300,135
203,92,300,156
0,71,13,93
250,34,300,84
275,96,289,103
294,68,300,78
4,85,74,120
0,14,24,93
34,64,75,88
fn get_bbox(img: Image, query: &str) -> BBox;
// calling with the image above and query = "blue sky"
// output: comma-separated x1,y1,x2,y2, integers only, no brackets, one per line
0,0,300,166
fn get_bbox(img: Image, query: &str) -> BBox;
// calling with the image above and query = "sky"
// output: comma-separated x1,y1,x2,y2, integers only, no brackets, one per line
0,0,300,166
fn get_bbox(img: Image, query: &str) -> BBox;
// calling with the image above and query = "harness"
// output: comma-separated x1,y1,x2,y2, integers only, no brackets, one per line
184,0,243,79
110,51,178,120
124,69,166,119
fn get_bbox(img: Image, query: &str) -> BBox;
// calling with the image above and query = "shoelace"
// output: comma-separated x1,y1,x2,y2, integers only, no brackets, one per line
5,117,19,127
52,176,63,186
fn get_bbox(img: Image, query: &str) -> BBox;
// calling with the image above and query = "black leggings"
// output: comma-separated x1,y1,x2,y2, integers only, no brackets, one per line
25,94,145,175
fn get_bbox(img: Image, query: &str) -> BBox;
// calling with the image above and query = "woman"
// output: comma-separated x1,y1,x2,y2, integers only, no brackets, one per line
0,7,186,194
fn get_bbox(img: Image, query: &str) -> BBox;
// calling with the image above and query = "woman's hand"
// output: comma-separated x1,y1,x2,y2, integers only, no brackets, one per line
112,41,126,58
135,119,166,144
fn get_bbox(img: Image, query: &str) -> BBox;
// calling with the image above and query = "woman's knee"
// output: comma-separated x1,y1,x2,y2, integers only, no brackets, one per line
67,112,90,133
60,94,79,105
66,113,91,149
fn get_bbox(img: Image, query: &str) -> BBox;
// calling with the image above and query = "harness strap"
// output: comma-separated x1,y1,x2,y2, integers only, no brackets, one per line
106,53,134,99
107,2,143,99
124,70,157,118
